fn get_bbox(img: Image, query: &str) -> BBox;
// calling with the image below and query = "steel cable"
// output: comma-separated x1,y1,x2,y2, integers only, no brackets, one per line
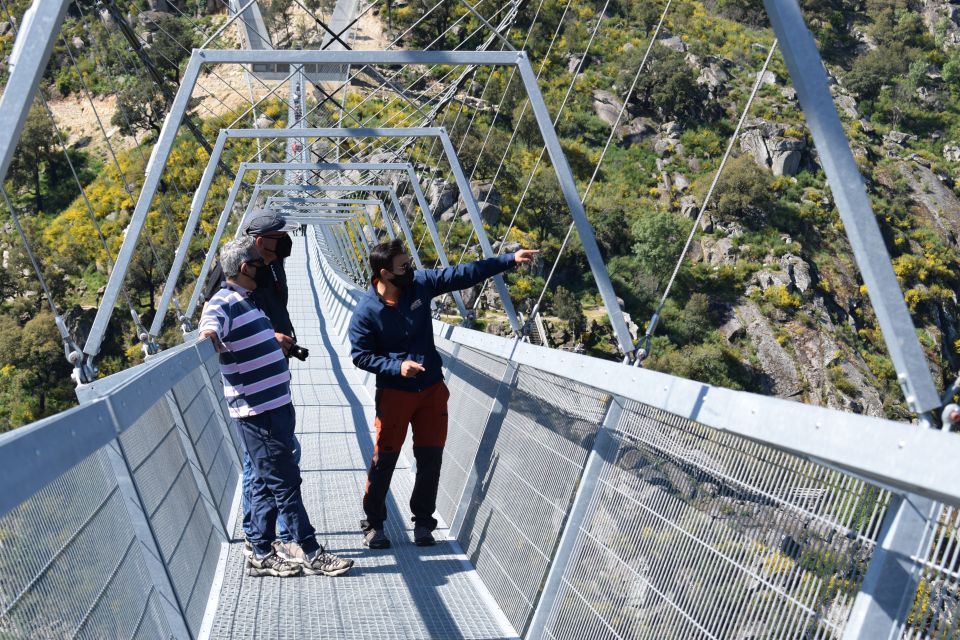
635,39,779,361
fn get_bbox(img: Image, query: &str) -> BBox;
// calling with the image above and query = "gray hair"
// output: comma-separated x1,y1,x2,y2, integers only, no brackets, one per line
220,236,260,278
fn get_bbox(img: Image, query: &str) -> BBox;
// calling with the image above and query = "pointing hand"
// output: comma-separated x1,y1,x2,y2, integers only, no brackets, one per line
514,249,540,264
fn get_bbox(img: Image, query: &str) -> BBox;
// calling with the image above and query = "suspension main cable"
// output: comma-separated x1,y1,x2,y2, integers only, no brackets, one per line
635,39,779,361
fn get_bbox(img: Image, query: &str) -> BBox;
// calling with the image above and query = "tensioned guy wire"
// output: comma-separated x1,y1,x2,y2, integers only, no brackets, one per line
635,39,778,363
522,0,674,325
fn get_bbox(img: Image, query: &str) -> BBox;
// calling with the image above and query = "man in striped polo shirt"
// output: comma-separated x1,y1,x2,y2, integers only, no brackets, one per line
200,236,353,578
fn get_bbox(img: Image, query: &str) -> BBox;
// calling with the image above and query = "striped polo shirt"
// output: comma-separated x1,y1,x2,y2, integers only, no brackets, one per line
199,282,291,418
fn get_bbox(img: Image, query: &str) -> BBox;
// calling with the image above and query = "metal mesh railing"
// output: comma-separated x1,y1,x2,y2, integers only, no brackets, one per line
0,446,169,639
537,399,887,640
0,341,237,640
171,370,241,524
454,364,609,631
119,401,224,635
906,505,960,638
435,344,509,526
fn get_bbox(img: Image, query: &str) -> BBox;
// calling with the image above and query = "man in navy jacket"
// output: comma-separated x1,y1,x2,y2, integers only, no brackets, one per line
348,239,537,548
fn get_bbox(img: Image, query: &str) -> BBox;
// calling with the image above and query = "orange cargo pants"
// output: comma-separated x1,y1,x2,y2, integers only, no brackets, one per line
361,381,450,532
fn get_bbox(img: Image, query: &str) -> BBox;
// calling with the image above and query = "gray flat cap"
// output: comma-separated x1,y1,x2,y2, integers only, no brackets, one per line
244,208,291,235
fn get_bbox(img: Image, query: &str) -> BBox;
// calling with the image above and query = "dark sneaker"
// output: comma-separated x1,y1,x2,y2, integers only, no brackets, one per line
247,551,301,577
276,541,354,577
413,525,436,547
363,528,391,549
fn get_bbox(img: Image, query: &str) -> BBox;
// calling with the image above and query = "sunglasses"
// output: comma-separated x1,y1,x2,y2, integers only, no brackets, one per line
393,261,412,273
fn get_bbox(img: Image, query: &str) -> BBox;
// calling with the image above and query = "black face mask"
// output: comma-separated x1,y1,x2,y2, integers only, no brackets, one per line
390,270,414,289
254,263,272,288
276,234,293,259
243,261,264,289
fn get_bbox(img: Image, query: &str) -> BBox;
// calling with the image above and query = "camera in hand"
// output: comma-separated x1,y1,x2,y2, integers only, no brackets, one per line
289,343,309,361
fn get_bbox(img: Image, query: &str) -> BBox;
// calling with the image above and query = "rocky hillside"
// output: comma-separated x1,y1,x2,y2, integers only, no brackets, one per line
377,0,960,420
0,0,957,429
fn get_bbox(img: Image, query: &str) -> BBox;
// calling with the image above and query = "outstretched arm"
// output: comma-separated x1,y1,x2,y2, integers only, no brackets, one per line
421,249,538,297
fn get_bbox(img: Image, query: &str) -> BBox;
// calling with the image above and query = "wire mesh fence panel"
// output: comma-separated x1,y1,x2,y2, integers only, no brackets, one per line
172,367,240,528
457,364,610,632
540,399,889,640
905,504,960,639
0,446,170,639
435,344,508,526
119,401,221,637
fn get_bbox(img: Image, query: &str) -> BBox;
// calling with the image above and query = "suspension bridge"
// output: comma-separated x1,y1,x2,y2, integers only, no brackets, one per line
0,0,959,638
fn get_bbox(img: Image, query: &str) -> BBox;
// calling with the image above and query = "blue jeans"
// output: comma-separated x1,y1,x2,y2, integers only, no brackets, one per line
242,433,301,542
234,404,317,557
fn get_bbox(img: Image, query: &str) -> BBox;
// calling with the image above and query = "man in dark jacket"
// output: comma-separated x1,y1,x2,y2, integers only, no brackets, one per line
348,238,537,548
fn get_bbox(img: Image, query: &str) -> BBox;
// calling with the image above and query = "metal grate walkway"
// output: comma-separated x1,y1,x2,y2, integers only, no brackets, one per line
202,235,517,639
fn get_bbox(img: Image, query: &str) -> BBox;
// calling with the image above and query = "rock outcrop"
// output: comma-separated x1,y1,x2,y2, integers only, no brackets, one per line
740,118,806,176
592,89,625,127
877,161,960,247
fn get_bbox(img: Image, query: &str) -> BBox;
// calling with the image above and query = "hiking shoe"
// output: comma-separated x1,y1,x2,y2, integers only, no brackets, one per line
276,541,354,577
302,549,354,577
413,525,436,547
244,538,280,558
247,551,301,578
362,528,391,549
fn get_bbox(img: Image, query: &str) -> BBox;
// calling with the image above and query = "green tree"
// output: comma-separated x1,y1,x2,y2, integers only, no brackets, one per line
845,46,909,100
17,312,72,415
552,286,587,338
145,15,198,82
590,206,632,260
711,0,767,27
626,47,708,124
518,171,566,242
112,77,169,138
706,155,775,227
647,340,750,390
8,104,57,214
631,211,687,287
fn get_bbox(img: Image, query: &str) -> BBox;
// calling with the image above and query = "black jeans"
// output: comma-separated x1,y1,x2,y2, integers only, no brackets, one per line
235,404,319,557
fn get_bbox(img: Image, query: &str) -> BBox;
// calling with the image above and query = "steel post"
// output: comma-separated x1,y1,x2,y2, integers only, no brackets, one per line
0,0,70,182
763,2,944,636
149,131,228,339
438,129,520,333
515,54,634,356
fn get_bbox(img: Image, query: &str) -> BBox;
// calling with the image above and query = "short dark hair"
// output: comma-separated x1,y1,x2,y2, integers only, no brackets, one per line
369,239,406,284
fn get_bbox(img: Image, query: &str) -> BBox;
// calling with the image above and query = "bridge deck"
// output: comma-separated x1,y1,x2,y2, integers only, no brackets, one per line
203,237,516,639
